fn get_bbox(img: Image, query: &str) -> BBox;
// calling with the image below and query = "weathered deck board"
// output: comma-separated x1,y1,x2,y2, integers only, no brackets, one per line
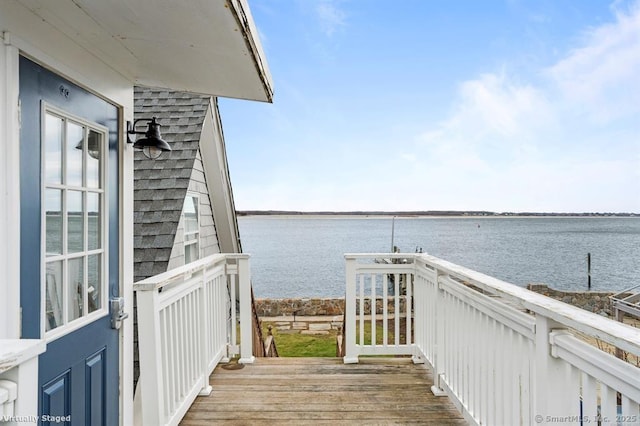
181,357,467,425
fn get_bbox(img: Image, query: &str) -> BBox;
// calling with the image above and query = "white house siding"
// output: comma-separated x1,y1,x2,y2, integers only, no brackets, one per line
0,40,21,339
167,149,220,270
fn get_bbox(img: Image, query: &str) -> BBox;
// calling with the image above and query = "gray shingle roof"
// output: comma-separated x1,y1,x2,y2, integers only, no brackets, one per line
133,86,211,282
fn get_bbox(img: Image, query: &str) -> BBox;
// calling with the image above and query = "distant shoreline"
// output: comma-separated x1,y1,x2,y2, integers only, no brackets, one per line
237,210,639,218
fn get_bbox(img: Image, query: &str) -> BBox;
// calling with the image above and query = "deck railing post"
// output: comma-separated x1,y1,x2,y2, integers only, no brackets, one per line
136,288,164,426
336,253,640,424
411,262,423,364
198,267,212,396
238,256,255,364
533,315,574,423
227,263,239,357
431,268,447,396
344,256,358,363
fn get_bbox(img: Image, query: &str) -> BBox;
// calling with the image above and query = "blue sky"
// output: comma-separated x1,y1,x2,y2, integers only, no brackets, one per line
219,0,640,213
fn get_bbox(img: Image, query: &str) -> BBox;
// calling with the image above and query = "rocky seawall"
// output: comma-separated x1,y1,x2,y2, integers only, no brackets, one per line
256,298,344,317
255,297,410,317
256,285,625,318
526,284,626,317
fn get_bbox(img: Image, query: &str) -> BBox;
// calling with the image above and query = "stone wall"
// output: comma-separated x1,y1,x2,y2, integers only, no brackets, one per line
255,297,409,317
255,298,344,317
265,317,344,335
526,284,623,317
256,285,624,320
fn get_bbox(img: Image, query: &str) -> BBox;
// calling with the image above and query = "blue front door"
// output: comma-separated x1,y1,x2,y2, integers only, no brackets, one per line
19,56,120,426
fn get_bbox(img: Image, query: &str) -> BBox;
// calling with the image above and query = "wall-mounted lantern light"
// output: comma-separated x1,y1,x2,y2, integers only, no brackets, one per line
127,117,171,159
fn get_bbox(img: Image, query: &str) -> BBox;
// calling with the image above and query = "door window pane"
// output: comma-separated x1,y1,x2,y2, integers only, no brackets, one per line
42,108,108,335
66,122,84,187
88,254,101,313
68,257,84,321
45,261,63,331
67,191,84,253
87,193,101,250
45,114,63,184
86,130,101,188
46,189,63,256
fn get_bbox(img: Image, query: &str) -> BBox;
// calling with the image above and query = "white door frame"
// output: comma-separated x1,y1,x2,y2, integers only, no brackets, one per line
0,32,135,426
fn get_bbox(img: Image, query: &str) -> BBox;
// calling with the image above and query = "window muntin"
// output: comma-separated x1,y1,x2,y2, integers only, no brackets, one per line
183,194,200,264
42,106,108,337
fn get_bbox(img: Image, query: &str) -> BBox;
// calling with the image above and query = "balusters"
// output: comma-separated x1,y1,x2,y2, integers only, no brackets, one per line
359,274,364,347
134,254,248,425
371,273,376,346
343,253,640,426
383,273,388,347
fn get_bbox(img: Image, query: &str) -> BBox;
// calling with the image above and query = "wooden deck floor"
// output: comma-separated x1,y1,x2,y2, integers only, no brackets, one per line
181,357,467,425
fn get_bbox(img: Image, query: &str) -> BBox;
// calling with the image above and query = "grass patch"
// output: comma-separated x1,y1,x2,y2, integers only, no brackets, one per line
261,319,406,357
262,323,338,357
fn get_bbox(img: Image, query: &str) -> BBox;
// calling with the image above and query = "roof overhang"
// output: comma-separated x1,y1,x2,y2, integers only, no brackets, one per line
13,0,273,102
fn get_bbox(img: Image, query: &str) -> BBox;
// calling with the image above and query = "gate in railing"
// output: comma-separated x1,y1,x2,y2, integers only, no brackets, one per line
134,254,253,426
344,254,417,362
344,253,640,426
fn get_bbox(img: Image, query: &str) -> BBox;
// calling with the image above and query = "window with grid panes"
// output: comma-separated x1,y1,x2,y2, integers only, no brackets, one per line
43,106,107,336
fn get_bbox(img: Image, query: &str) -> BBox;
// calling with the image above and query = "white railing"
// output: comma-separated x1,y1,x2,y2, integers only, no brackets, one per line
344,254,416,362
0,339,45,425
344,253,640,426
133,253,253,426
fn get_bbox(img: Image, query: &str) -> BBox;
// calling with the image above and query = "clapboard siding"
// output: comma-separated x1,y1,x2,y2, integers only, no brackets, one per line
168,150,220,269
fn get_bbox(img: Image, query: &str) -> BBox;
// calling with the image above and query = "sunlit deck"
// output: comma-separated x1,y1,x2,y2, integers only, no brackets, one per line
181,357,466,425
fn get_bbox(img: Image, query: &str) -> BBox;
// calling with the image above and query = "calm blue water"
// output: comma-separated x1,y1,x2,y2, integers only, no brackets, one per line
238,216,640,298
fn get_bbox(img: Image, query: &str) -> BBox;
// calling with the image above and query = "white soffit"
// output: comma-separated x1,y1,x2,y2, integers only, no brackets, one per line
16,0,273,102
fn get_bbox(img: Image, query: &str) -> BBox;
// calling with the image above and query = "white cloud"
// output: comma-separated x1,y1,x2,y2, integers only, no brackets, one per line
400,3,640,212
315,0,346,36
457,73,548,139
546,2,640,122
232,2,640,213
416,72,550,174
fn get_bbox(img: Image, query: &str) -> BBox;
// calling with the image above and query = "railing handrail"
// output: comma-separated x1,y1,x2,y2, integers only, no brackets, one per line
251,285,273,358
336,310,346,357
264,331,279,357
134,253,253,426
345,253,416,260
611,282,640,299
550,331,640,403
134,253,250,291
347,252,640,357
344,252,640,425
418,253,640,357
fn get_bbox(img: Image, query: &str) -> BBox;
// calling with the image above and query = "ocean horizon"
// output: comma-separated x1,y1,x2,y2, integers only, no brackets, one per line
238,215,640,299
